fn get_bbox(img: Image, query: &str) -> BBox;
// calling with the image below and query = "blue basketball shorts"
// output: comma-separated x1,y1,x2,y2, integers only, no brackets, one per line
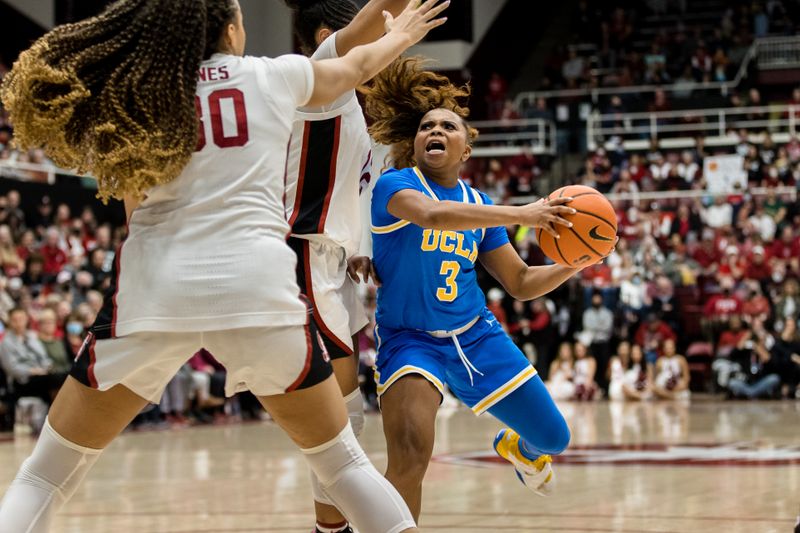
374,307,537,415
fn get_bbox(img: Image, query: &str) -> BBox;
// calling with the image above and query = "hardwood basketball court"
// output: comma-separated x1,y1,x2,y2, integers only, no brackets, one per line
1,399,797,532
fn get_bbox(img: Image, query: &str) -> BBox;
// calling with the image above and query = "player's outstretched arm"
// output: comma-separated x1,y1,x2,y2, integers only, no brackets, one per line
335,0,410,56
478,236,619,301
388,189,575,237
479,243,580,301
306,0,448,107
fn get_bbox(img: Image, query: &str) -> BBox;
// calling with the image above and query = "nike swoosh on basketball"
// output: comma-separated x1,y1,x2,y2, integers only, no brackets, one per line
588,225,613,242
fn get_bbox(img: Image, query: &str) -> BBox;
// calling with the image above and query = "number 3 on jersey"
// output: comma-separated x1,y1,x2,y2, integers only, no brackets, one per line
195,89,249,151
437,261,460,302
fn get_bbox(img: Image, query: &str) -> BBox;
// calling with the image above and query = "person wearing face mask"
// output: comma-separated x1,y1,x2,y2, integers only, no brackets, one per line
580,291,614,392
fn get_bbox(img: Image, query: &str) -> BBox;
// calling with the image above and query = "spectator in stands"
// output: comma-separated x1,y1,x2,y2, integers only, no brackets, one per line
573,341,599,400
581,260,615,309
770,226,800,274
188,348,226,419
40,227,67,280
0,225,23,278
546,342,575,401
774,278,800,332
744,245,772,285
485,72,508,120
580,290,614,390
528,298,555,377
159,364,193,426
699,195,734,229
1,190,26,236
0,308,67,406
717,315,748,358
635,312,677,365
748,203,778,242
653,338,690,400
771,318,800,398
727,335,781,399
746,88,768,122
36,308,70,374
612,341,654,400
702,276,743,339
562,48,585,87
21,254,46,299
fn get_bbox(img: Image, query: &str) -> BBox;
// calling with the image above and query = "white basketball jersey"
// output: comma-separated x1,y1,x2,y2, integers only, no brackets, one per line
285,32,372,258
113,53,314,336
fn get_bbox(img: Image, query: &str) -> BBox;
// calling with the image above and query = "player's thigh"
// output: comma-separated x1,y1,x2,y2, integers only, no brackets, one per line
258,375,348,449
380,375,441,462
331,353,359,394
48,377,150,449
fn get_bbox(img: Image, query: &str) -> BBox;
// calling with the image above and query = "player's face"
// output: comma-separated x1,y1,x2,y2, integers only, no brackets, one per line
414,109,471,172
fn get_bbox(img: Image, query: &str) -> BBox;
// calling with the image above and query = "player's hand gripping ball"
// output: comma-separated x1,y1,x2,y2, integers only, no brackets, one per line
537,185,618,268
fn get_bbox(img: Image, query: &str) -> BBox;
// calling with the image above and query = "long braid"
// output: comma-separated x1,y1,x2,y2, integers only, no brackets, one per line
0,0,237,202
360,56,478,169
284,0,360,56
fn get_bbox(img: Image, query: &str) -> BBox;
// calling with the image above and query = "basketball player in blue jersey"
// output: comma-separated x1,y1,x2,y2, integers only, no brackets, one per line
360,58,614,520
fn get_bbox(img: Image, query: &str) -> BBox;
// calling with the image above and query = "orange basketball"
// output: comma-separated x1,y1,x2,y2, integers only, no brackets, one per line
537,185,617,268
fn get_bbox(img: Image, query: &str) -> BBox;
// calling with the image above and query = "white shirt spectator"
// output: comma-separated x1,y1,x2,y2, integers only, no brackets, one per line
702,202,733,228
749,212,777,241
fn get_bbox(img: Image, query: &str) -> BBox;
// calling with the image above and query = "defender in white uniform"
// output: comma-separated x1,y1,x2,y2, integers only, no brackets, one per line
0,1,448,531
285,30,371,362
281,2,410,532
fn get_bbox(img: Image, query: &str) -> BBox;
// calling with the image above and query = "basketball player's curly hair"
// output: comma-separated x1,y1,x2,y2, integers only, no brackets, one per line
0,0,238,203
361,56,478,169
284,0,360,56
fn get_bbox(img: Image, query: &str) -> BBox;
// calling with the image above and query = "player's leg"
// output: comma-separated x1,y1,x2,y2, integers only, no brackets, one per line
312,351,361,532
379,375,442,522
0,330,197,532
488,374,571,495
291,238,368,532
0,378,149,533
207,324,417,533
447,313,570,496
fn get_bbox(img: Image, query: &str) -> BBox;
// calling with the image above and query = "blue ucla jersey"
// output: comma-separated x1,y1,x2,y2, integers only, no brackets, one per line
371,166,510,331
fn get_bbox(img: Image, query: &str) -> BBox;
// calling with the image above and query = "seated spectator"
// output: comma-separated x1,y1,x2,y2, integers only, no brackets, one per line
770,226,800,274
770,319,800,398
742,283,771,325
546,342,575,401
609,343,652,401
635,312,677,365
573,341,599,401
774,278,800,333
717,315,748,359
0,224,23,278
744,245,772,284
727,335,781,400
653,339,690,400
700,196,733,229
188,348,226,422
702,277,743,339
40,227,67,280
159,364,193,426
0,307,68,407
36,308,71,374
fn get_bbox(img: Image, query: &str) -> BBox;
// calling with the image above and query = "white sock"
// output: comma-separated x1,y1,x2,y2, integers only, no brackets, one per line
309,389,366,507
303,423,415,533
0,418,102,533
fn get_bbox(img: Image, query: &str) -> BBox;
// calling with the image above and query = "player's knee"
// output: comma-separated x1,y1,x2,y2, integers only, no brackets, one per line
388,425,433,479
541,415,571,455
301,424,369,488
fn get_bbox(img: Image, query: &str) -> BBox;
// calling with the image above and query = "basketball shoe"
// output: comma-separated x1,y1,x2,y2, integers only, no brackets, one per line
493,428,554,496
